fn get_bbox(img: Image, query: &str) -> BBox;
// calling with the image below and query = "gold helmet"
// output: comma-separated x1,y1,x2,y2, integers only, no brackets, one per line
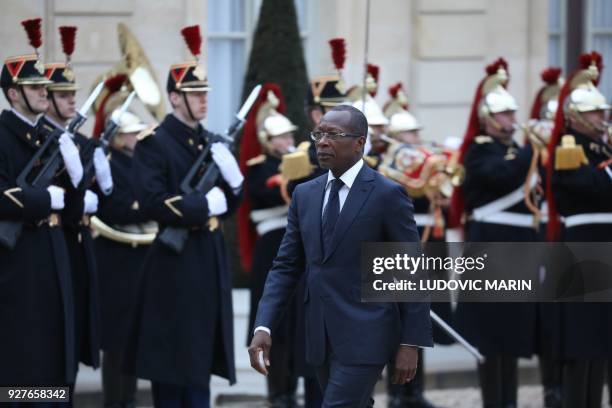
384,83,422,134
256,90,298,146
565,52,610,114
348,86,389,126
531,67,563,120
478,60,518,118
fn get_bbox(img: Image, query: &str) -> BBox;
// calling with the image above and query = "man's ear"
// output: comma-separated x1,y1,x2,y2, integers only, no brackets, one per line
7,87,20,105
168,91,180,109
356,135,366,152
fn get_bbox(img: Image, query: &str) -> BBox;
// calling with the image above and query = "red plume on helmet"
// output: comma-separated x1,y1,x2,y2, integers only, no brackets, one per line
529,67,562,120
367,64,380,96
59,26,77,59
237,83,288,272
578,51,603,85
21,18,43,51
545,51,604,241
180,25,202,59
92,74,128,138
448,57,510,228
329,38,346,71
388,82,409,110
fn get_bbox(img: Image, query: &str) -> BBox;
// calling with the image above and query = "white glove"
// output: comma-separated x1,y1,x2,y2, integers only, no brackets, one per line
47,185,65,210
211,142,244,189
83,189,99,214
205,186,228,216
93,147,113,195
58,132,83,188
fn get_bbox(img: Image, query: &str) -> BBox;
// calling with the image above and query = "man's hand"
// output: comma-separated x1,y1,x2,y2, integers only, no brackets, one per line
392,345,419,384
248,330,272,376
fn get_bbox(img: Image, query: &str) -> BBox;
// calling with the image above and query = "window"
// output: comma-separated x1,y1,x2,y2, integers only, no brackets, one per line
586,0,612,99
206,0,313,133
548,0,566,68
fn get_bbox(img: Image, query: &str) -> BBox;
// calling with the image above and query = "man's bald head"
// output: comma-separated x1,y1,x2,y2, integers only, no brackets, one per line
320,105,369,137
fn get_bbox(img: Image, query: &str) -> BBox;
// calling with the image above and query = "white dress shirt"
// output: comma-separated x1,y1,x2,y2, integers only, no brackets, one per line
321,158,364,215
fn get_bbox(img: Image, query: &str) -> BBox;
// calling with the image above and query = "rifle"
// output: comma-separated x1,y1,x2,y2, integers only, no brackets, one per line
158,84,262,253
81,91,137,187
0,82,104,249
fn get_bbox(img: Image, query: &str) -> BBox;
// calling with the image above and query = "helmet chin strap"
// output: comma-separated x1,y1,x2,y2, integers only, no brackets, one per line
485,114,514,138
19,86,37,115
49,92,68,122
182,92,197,123
570,110,607,136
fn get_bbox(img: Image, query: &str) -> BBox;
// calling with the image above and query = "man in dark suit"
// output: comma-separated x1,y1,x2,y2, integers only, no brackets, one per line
249,105,433,407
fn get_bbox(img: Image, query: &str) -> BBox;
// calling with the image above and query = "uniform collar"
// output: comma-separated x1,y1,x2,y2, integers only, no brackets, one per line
10,107,39,128
43,114,66,131
1,109,39,148
326,158,364,189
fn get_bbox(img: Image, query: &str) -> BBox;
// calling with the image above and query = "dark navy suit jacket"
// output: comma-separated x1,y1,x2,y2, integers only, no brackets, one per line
255,162,433,366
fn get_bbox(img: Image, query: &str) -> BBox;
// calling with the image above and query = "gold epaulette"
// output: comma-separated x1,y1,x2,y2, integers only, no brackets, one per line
363,155,378,168
296,141,311,152
281,150,314,181
474,135,493,144
246,154,266,166
555,135,589,170
136,125,158,141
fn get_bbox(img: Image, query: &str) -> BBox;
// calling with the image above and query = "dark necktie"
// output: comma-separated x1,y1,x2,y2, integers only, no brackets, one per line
322,178,344,256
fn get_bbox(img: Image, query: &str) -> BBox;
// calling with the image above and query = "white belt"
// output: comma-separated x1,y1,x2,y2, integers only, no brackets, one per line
539,200,548,224
564,213,612,228
255,216,288,235
250,205,288,223
414,214,435,227
472,174,537,221
476,211,534,228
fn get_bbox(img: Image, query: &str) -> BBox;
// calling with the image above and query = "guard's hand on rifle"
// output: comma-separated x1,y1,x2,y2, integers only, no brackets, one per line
84,189,99,214
211,142,244,189
94,147,113,195
59,132,83,188
205,186,227,216
47,185,65,210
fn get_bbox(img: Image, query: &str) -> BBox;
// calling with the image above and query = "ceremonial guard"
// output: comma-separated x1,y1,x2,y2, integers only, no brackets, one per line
348,65,390,167
527,67,564,408
380,83,452,408
546,51,612,408
451,58,539,408
291,37,350,189
239,83,299,407
40,25,109,375
0,18,76,391
91,96,155,408
128,25,242,407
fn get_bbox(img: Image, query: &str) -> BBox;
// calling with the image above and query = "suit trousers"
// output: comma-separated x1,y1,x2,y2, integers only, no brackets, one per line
316,339,384,408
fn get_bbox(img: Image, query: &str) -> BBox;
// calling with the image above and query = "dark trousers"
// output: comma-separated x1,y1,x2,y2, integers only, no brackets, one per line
478,355,518,407
304,376,324,408
562,360,605,408
102,351,137,407
316,353,383,408
151,382,210,408
267,336,298,406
